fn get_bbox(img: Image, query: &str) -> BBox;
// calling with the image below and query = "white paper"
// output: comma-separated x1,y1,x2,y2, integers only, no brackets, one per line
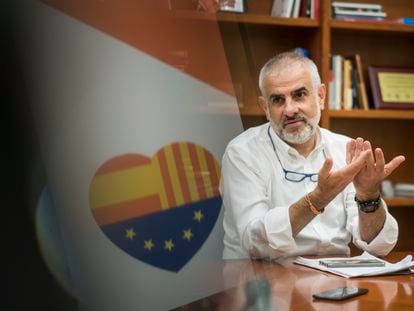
294,252,414,278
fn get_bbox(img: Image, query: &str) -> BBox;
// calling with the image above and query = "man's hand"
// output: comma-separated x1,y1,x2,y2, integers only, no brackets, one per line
347,138,406,200
311,148,371,209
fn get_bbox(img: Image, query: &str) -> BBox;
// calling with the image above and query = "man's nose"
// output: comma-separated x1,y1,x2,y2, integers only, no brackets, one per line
284,97,298,116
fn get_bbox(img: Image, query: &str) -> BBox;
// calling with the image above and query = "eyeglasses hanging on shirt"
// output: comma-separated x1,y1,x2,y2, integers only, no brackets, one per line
267,125,323,183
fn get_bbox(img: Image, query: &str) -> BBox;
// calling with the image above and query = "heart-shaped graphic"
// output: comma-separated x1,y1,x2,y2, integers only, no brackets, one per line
89,142,222,272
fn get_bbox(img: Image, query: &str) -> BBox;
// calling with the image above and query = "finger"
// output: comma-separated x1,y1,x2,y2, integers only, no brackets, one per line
347,149,371,175
374,148,385,172
363,140,375,168
384,155,406,178
318,157,333,180
346,140,355,164
354,137,364,160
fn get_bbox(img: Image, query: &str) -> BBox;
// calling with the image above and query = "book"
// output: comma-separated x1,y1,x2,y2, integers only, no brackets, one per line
313,0,319,19
343,59,353,110
394,183,414,197
271,0,295,17
305,0,311,17
333,9,386,18
351,54,369,110
332,2,383,11
294,251,414,278
333,6,382,13
334,16,386,22
330,55,343,110
291,0,302,18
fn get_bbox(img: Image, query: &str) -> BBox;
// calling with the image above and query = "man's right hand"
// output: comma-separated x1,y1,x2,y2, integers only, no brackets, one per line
310,148,371,210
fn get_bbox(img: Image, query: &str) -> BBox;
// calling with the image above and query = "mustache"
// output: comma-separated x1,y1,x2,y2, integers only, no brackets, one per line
282,113,307,126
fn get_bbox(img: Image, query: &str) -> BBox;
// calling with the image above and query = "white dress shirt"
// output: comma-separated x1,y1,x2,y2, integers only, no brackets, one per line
221,122,398,260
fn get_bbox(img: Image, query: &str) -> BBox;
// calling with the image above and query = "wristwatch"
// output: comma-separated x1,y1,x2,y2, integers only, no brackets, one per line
354,195,381,213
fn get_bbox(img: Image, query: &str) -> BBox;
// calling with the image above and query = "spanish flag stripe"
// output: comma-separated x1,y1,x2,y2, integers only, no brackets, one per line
172,143,191,204
90,165,158,209
92,194,162,226
196,145,213,198
95,154,150,175
179,143,200,202
156,149,176,209
164,145,184,206
187,143,207,200
204,149,220,196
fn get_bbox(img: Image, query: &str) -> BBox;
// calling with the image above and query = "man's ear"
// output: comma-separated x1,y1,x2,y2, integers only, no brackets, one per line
318,84,326,110
258,96,269,120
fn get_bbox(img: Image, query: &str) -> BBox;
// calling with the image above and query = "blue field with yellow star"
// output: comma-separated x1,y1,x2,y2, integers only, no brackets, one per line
101,196,222,271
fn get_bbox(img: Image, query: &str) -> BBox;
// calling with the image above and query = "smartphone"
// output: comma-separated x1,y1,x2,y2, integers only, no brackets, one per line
312,287,368,301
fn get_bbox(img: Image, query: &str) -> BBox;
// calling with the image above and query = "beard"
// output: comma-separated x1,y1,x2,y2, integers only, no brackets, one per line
270,108,321,145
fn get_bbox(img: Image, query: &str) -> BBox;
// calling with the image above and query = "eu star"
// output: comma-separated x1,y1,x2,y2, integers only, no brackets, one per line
164,239,175,252
193,210,204,222
183,228,194,241
125,228,136,240
144,239,155,251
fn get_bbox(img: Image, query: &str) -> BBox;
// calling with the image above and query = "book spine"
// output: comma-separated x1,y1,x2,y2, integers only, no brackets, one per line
332,55,343,110
292,0,302,18
343,59,352,110
334,15,385,21
333,9,386,17
271,0,295,17
354,54,369,110
331,2,383,10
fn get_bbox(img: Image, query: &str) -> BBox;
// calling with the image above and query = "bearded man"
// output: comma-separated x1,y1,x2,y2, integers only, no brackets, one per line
221,51,405,260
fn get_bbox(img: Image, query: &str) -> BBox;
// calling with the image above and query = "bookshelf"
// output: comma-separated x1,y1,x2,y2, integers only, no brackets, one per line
213,0,414,250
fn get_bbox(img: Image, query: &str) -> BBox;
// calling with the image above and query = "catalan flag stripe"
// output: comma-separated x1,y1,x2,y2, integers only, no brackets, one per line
187,143,207,200
204,148,220,196
172,143,192,205
196,145,213,198
156,148,176,209
164,145,184,207
179,143,200,202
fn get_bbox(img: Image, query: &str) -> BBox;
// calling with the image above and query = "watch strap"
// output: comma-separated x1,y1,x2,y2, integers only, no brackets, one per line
355,195,381,213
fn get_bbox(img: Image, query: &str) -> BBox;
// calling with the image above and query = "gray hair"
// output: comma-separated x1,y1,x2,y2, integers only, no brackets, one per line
258,51,321,96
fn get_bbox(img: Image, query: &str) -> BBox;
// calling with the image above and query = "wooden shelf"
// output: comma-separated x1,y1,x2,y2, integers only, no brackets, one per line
328,109,414,120
385,197,414,207
330,19,414,33
217,13,319,27
173,10,320,27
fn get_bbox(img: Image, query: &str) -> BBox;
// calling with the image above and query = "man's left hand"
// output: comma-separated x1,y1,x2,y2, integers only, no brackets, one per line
347,137,405,200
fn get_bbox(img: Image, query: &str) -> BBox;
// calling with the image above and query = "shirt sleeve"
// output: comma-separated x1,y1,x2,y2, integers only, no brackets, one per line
345,189,398,257
222,146,297,259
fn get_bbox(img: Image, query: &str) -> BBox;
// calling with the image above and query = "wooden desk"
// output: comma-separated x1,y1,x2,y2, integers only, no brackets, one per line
175,252,414,311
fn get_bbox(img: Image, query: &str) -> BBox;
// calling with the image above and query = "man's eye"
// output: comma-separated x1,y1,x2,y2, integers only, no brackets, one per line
271,97,284,105
294,92,307,100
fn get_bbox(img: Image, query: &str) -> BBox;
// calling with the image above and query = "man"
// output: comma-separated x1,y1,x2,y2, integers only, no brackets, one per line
221,52,405,260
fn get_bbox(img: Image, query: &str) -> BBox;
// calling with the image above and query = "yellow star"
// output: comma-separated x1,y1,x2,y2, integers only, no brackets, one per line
125,228,136,240
164,239,175,252
183,228,194,241
144,239,155,251
193,210,204,222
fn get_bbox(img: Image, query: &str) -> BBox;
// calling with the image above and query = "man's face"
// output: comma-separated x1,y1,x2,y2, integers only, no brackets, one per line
259,63,325,145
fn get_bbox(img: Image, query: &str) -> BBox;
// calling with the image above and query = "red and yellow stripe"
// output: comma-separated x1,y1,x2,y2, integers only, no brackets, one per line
90,143,220,226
